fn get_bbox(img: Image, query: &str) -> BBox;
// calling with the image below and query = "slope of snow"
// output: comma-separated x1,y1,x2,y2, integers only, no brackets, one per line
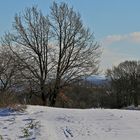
0,105,140,140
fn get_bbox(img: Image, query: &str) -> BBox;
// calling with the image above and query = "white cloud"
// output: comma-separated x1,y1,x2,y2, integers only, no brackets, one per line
101,32,140,47
100,49,119,70
100,48,136,72
99,32,140,72
129,32,140,43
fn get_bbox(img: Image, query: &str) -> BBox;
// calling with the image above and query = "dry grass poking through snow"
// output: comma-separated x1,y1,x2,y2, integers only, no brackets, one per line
8,104,27,112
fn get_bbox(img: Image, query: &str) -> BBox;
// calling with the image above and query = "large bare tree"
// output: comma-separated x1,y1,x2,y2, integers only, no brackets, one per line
1,7,52,105
48,2,101,106
1,2,101,106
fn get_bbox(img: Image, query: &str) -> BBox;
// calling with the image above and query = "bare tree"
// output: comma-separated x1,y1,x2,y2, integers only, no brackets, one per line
1,2,101,106
106,60,140,107
0,46,18,92
48,2,101,106
1,7,52,105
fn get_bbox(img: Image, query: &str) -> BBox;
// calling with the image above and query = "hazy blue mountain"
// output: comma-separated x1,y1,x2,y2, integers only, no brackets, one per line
85,75,108,86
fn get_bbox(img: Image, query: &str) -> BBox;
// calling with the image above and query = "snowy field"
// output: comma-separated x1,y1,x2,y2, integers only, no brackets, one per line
0,105,140,140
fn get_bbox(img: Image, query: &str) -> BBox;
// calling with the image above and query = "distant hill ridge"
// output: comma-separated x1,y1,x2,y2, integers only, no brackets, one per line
85,75,108,86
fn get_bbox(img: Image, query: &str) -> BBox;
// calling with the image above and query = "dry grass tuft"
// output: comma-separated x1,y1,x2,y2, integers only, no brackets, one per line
8,104,27,112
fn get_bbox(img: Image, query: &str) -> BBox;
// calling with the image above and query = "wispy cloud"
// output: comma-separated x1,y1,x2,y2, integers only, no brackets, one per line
99,32,140,72
100,48,137,71
129,32,140,43
102,32,140,47
102,48,126,65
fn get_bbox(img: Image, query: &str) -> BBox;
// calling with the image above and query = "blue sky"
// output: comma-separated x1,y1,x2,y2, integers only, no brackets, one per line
0,0,140,72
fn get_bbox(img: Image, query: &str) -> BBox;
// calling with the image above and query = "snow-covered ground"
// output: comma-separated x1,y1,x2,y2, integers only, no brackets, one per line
0,105,140,140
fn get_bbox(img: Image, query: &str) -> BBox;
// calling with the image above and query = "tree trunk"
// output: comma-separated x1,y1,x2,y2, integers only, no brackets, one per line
49,77,61,106
116,92,120,108
49,93,57,106
49,87,60,106
134,91,138,107
41,86,46,106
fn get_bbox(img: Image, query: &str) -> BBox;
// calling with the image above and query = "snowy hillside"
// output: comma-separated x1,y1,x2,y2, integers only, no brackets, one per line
1,106,140,140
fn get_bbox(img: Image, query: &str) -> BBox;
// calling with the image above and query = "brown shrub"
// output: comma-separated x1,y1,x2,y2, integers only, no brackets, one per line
0,91,20,108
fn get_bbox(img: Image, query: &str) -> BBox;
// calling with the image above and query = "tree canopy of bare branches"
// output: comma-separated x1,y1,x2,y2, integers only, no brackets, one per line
48,2,101,106
0,46,19,92
106,60,140,107
1,2,101,106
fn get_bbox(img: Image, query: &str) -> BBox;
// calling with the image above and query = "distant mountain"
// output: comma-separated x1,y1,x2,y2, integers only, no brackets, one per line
85,75,108,86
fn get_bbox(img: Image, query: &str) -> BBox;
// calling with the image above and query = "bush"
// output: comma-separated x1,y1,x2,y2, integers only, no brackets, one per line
0,91,20,108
